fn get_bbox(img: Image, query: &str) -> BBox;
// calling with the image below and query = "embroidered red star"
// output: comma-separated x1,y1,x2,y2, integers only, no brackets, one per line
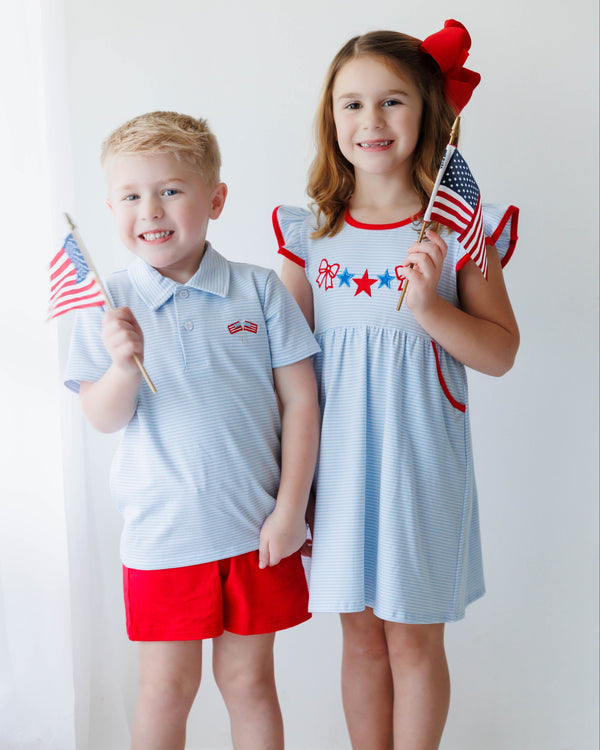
353,269,377,297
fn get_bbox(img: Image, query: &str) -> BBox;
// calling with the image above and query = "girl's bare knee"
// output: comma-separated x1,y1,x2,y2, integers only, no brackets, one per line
341,609,389,661
384,622,446,666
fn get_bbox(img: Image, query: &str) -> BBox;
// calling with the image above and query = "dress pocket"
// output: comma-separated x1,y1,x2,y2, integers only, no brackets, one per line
431,341,466,413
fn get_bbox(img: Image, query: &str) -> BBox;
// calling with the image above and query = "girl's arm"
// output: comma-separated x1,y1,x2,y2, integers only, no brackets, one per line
258,357,320,568
280,258,315,330
402,231,519,376
79,306,144,432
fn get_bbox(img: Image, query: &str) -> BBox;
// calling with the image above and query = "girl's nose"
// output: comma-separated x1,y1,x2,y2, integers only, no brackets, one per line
362,106,384,129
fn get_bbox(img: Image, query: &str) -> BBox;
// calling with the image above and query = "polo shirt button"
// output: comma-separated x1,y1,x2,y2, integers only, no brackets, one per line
179,289,189,299
184,321,194,331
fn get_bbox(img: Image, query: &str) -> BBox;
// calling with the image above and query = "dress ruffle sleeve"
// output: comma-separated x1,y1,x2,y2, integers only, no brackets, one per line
482,203,519,267
272,205,310,268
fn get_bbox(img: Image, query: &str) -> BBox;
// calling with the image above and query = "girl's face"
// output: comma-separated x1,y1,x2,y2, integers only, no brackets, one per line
332,55,423,182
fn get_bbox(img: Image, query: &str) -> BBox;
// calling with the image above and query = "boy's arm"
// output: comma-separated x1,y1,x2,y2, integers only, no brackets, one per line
79,306,144,433
258,357,320,568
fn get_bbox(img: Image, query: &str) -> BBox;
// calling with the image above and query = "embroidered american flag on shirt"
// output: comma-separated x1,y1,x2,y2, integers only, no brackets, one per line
48,234,105,320
424,145,488,278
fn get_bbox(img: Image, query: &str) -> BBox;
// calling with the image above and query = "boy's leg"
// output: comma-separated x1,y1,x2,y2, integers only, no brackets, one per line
340,608,394,750
131,640,203,750
212,631,284,750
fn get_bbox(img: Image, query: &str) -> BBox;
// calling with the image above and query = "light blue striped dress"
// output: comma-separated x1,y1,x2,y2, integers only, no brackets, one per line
274,205,519,623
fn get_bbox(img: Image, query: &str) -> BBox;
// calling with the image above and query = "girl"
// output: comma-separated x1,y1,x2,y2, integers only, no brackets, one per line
273,21,519,750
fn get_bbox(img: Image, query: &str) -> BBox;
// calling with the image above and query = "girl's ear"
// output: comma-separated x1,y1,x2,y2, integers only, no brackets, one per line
209,182,228,220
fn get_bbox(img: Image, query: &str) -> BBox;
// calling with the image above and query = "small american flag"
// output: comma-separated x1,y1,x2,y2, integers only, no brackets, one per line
48,233,105,319
228,321,243,334
243,320,258,334
424,145,488,278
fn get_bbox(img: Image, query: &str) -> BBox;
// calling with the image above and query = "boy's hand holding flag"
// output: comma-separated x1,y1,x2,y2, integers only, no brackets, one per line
49,215,156,393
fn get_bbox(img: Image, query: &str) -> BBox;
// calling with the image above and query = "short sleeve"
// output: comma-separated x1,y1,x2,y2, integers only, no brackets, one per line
272,205,310,268
64,306,111,393
262,270,320,369
482,203,519,268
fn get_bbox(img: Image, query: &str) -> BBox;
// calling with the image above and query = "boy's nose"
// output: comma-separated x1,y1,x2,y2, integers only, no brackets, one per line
141,198,164,220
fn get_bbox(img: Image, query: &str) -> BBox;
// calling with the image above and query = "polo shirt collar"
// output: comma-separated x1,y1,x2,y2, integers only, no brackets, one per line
128,242,230,310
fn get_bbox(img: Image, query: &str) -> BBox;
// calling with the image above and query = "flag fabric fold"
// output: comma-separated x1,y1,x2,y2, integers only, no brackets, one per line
424,144,488,278
48,233,105,320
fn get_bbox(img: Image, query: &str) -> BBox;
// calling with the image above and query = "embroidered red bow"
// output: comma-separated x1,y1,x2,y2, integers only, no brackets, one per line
394,265,407,292
317,259,340,290
420,19,481,113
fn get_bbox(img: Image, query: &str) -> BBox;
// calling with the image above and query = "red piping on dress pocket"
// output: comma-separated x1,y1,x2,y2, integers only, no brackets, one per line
431,341,466,413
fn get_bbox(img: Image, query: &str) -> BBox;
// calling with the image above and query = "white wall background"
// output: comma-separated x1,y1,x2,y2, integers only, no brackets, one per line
1,0,597,748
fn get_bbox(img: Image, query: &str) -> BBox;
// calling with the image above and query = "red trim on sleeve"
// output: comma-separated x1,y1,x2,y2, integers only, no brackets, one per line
431,341,466,413
488,205,519,268
455,205,520,274
272,205,305,268
455,251,473,273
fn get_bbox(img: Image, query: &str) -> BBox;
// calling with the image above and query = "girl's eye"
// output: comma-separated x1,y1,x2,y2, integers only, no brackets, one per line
163,188,179,197
345,102,361,110
383,99,400,107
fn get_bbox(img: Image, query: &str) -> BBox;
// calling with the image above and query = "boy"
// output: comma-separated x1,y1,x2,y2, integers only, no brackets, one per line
65,111,320,750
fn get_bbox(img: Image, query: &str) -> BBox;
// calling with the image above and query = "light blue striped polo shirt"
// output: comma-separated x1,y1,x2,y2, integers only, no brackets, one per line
65,243,320,570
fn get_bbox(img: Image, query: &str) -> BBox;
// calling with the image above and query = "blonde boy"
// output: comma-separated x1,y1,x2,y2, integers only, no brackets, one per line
65,111,320,750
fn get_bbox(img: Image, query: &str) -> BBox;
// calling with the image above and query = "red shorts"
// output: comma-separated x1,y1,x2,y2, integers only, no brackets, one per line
123,549,310,641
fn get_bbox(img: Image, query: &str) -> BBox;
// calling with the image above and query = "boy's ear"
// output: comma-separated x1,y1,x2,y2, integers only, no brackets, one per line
105,198,113,213
209,183,228,220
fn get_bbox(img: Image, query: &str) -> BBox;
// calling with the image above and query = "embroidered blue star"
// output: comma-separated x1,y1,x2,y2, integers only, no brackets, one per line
338,267,355,287
377,269,394,288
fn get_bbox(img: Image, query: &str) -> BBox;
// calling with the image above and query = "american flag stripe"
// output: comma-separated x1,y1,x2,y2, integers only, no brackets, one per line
47,235,105,320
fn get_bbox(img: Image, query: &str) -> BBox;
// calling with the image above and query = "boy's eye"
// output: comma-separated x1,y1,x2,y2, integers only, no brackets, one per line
163,188,179,197
124,194,139,201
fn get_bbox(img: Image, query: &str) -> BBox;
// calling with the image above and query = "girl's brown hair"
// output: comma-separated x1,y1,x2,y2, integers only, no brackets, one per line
308,31,457,238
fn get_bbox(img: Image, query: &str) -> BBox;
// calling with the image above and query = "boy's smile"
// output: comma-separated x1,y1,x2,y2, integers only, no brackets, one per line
105,152,227,284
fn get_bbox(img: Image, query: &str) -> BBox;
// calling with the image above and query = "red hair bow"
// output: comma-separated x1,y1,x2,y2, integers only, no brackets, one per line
420,19,481,113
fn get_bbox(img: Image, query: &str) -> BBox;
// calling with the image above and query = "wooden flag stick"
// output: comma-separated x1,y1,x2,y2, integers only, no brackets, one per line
396,115,461,311
64,213,157,394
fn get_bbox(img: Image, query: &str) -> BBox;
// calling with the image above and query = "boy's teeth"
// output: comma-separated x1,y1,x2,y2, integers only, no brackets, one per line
142,230,172,240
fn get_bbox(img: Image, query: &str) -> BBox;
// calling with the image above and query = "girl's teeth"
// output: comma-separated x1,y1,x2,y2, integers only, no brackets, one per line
359,140,392,148
142,230,173,240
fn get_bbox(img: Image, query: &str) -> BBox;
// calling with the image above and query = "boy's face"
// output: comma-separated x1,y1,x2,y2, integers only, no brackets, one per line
105,152,227,283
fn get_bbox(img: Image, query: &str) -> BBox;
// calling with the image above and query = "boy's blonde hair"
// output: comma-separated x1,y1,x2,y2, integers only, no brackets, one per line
101,111,221,186
308,31,457,238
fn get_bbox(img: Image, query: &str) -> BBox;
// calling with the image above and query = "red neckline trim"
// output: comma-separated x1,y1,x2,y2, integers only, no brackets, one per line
345,209,421,230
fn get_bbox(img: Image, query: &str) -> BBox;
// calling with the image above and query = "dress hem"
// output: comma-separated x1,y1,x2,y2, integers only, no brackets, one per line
308,587,486,624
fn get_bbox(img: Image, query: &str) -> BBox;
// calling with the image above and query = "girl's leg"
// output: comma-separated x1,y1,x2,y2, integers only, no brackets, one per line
212,631,284,750
131,640,203,750
340,608,394,750
384,622,450,750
